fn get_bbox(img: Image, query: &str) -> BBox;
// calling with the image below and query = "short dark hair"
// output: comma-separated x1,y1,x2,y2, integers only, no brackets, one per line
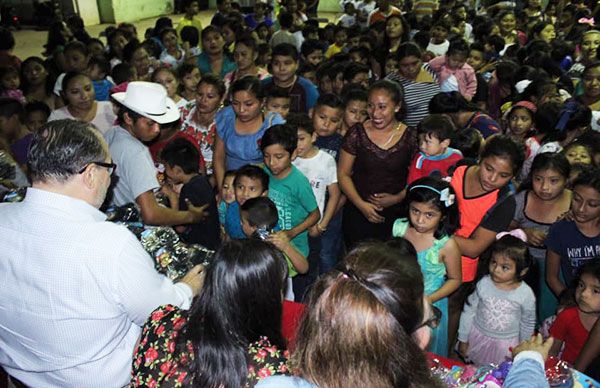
342,62,370,83
24,101,51,120
180,26,200,47
286,112,314,134
417,114,455,142
161,138,200,174
88,56,110,76
240,197,279,229
260,123,297,155
348,46,369,61
64,40,89,57
111,63,136,85
315,93,344,111
28,119,107,183
234,164,270,192
396,42,422,61
272,43,299,62
278,11,294,29
452,127,482,159
342,88,368,107
572,166,600,194
301,39,324,58
0,97,24,119
0,27,15,51
267,86,291,100
447,38,469,57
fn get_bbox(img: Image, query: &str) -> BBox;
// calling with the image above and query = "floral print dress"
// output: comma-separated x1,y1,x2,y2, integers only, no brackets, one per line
131,305,290,387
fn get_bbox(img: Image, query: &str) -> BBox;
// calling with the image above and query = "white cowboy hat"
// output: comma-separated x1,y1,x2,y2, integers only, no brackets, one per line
111,81,179,124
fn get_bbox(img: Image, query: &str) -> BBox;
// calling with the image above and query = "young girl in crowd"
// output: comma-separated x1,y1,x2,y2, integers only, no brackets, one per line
340,88,368,137
197,25,236,78
546,167,600,298
457,234,536,365
223,37,270,93
180,74,227,177
123,41,154,82
218,170,237,226
428,38,477,101
177,63,201,102
511,153,572,322
563,141,594,166
448,134,524,353
151,66,188,110
550,259,600,365
505,101,536,144
393,177,462,356
159,28,186,69
0,66,25,103
20,57,56,110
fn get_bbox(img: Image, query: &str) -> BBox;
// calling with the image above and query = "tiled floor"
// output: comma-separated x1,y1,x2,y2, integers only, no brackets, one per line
11,11,338,60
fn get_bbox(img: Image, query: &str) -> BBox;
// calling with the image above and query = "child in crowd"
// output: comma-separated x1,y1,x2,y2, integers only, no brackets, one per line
457,235,536,365
160,138,220,250
384,54,399,77
111,63,136,86
266,87,292,119
262,43,319,114
240,196,308,301
540,289,575,342
87,56,113,101
0,98,31,167
546,167,600,298
313,94,344,161
160,28,186,69
218,170,236,227
505,101,536,144
337,3,357,28
23,101,50,133
428,38,477,101
393,177,462,357
0,27,21,69
0,67,25,103
270,12,297,48
408,114,463,184
225,164,270,239
563,141,594,166
260,124,320,275
87,38,105,59
151,66,188,110
298,63,317,85
180,26,202,59
300,40,324,67
550,259,600,365
177,63,201,102
427,21,450,57
348,46,369,66
53,41,91,96
290,113,341,275
325,26,347,58
342,62,370,89
340,88,368,137
452,127,483,162
175,0,203,40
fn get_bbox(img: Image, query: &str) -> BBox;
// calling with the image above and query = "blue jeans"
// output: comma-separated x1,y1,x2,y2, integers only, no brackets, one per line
318,211,343,274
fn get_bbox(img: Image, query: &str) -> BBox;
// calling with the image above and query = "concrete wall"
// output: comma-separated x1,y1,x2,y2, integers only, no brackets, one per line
74,0,100,25
98,0,174,24
318,0,341,13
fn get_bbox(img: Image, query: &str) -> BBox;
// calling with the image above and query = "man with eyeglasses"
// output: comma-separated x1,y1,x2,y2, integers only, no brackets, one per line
0,119,204,387
106,81,210,226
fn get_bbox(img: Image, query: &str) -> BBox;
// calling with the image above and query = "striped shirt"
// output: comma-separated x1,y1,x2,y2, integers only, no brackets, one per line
386,64,441,127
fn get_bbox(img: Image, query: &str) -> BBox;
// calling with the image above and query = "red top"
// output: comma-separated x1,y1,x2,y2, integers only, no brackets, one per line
450,165,501,281
407,149,463,185
550,307,590,364
148,131,206,173
281,300,306,351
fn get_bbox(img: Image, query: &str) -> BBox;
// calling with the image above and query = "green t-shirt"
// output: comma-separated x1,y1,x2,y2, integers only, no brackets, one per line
265,165,318,258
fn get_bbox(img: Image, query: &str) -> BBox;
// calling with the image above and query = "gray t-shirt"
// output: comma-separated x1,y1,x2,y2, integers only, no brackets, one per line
512,190,552,262
104,126,159,206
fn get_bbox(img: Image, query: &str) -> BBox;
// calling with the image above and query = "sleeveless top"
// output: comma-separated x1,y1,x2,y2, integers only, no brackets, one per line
450,165,501,282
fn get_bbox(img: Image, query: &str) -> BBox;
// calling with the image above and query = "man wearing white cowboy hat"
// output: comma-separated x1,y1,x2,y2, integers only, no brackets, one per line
105,81,208,225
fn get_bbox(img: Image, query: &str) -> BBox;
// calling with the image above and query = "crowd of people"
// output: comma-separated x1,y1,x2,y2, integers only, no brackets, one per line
1,0,600,385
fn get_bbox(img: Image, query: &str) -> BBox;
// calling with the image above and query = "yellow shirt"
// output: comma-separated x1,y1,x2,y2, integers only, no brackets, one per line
325,43,344,59
175,16,203,42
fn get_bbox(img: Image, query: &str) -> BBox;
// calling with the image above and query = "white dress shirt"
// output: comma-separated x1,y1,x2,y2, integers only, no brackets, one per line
0,188,193,387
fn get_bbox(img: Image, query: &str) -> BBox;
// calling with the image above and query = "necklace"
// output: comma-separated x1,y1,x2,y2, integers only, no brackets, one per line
381,122,402,148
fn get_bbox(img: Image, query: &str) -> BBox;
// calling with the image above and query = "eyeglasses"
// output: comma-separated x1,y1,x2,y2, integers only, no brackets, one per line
415,305,442,330
78,161,117,175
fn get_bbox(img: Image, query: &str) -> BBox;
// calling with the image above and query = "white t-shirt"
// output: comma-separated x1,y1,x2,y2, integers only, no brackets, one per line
427,40,450,57
48,101,117,135
292,149,337,219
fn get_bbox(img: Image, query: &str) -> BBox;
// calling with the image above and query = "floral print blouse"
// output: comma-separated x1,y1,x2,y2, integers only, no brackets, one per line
131,304,290,387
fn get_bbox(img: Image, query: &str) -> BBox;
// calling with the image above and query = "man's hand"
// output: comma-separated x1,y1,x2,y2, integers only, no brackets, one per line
186,199,209,223
512,334,554,362
178,264,205,297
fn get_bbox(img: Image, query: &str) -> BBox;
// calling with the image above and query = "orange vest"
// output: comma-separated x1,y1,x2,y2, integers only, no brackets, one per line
450,165,501,282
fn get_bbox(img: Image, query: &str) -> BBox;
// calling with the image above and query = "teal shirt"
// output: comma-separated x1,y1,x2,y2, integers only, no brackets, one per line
265,165,318,257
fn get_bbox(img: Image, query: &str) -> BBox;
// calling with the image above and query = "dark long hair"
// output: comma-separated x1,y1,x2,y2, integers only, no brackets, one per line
183,239,288,387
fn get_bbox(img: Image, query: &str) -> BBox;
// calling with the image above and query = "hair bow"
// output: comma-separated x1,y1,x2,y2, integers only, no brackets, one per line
439,188,455,207
496,229,527,242
579,17,595,26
